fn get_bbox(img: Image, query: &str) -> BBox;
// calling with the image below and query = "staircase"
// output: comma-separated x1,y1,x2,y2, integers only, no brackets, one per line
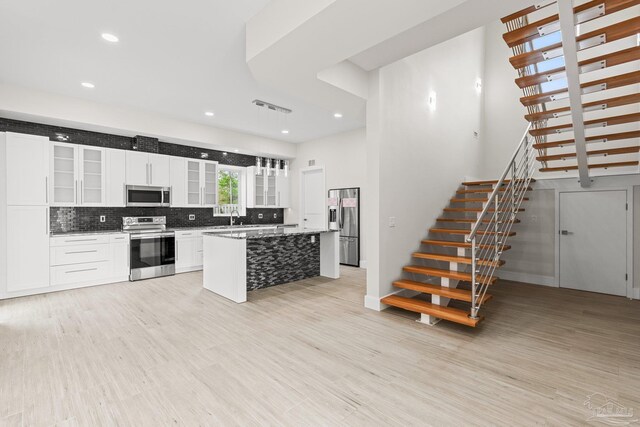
381,0,639,327
502,0,640,178
382,128,536,327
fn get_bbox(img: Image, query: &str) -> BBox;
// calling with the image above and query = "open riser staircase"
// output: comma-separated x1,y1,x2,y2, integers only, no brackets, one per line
381,0,640,327
503,0,640,176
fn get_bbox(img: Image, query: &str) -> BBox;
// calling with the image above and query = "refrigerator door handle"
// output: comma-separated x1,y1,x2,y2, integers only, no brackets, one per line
339,198,344,229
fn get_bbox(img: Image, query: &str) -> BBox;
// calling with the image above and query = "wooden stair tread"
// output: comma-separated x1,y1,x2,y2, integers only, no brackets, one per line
403,265,497,284
503,0,640,48
451,197,529,203
537,146,640,162
412,252,505,267
430,228,516,237
457,187,532,194
516,46,640,89
462,179,535,186
436,217,521,224
530,112,640,137
509,17,640,69
540,160,639,172
381,295,483,327
532,130,640,149
526,93,640,122
444,207,524,213
421,239,512,251
393,279,493,304
501,3,555,23
521,71,640,107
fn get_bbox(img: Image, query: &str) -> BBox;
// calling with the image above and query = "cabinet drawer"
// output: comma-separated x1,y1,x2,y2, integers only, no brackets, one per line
50,244,109,266
109,233,130,243
51,261,109,286
176,230,197,239
51,234,110,247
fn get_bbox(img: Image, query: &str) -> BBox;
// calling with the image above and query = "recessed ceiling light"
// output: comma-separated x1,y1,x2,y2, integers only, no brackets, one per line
281,129,289,134
205,111,215,117
101,33,119,43
234,149,239,153
81,82,95,89
334,113,343,118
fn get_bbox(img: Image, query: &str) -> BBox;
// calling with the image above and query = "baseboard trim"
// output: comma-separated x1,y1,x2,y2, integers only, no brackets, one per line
364,289,419,311
498,270,557,287
359,260,367,269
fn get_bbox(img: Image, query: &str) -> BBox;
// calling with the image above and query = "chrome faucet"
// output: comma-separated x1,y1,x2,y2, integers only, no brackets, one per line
230,208,241,226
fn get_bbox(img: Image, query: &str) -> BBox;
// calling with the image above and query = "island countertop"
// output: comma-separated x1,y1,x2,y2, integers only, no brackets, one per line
203,227,335,240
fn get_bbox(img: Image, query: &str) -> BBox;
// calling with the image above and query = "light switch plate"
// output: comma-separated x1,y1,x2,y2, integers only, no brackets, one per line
100,215,106,223
311,235,316,243
258,213,263,219
388,216,396,228
189,214,195,221
273,213,277,219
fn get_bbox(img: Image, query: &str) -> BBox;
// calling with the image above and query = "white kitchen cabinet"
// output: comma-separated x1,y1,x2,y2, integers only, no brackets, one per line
176,235,198,272
51,142,106,206
7,206,50,292
276,175,290,208
106,149,126,207
169,157,186,207
125,151,171,187
185,159,218,207
109,234,130,280
247,167,290,208
6,133,50,206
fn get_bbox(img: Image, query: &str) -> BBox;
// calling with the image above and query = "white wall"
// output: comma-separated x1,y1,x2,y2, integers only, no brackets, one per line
0,84,297,159
635,185,640,290
287,128,367,263
365,27,486,308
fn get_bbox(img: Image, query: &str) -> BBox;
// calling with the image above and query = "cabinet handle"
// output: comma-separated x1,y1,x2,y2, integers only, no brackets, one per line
65,238,98,242
66,268,98,274
65,250,98,254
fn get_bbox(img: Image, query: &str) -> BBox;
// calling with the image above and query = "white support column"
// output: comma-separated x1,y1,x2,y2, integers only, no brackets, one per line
558,0,591,187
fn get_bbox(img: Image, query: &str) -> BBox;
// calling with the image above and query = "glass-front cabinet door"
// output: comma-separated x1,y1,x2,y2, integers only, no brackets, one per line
79,147,105,206
51,143,78,206
202,161,217,207
186,160,201,206
266,174,277,206
255,172,265,206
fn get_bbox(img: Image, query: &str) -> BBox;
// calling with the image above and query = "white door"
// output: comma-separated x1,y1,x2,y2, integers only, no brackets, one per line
79,147,106,206
148,153,170,186
6,133,50,206
559,190,627,296
106,149,126,207
170,157,186,207
7,206,50,292
301,168,325,229
51,142,78,206
125,151,149,186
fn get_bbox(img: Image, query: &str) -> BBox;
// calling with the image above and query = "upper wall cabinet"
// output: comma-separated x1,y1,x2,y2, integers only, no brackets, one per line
186,159,218,207
50,142,106,206
105,149,126,207
246,166,290,208
5,132,50,206
125,151,170,187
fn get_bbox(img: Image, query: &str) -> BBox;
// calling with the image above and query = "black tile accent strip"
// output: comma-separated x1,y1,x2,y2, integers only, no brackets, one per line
246,234,320,291
50,207,284,234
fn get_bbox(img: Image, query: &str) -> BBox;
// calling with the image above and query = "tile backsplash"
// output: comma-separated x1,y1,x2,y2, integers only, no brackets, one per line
50,207,284,234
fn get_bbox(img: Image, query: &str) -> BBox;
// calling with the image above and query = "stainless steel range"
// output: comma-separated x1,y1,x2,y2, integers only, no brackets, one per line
123,216,175,281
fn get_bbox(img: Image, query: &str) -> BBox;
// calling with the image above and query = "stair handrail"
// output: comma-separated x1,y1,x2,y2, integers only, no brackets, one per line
467,122,532,241
466,122,534,320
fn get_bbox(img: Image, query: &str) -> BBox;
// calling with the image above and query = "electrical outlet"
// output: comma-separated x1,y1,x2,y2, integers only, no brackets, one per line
100,215,106,223
273,213,277,219
189,214,195,221
258,213,263,219
311,235,316,243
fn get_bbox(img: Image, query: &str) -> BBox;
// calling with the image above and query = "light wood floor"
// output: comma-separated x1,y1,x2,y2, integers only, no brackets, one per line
1,268,639,426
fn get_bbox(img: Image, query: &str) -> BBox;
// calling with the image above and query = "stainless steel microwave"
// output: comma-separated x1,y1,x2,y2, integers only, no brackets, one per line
126,186,171,207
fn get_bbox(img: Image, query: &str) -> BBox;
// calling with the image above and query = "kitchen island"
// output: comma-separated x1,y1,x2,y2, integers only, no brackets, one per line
202,227,339,303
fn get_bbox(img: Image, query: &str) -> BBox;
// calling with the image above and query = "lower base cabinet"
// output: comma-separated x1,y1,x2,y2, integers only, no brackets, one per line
176,230,203,273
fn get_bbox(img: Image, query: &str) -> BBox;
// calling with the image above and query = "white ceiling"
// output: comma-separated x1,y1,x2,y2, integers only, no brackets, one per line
0,0,363,143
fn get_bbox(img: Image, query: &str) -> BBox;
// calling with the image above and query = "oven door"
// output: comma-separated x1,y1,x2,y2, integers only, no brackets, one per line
126,186,170,207
129,232,176,281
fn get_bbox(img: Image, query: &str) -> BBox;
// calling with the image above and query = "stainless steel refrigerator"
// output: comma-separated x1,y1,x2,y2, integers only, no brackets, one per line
328,187,360,267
